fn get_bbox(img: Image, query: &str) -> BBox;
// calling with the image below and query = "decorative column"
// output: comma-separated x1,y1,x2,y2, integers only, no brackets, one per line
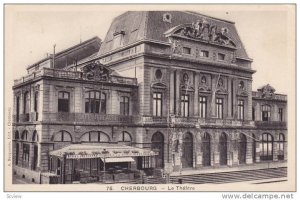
247,80,253,121
175,70,181,115
232,132,239,166
178,131,183,171
255,102,261,121
211,74,217,117
213,132,220,167
246,136,254,164
255,134,262,163
232,78,237,119
273,132,279,161
29,143,34,170
169,69,175,115
195,132,202,169
227,77,233,118
37,143,42,170
284,132,288,161
193,72,199,116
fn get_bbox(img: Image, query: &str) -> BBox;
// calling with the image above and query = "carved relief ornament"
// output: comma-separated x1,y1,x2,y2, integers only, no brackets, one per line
167,19,237,48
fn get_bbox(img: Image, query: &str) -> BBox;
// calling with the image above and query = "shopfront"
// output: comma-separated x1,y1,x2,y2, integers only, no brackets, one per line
49,144,158,184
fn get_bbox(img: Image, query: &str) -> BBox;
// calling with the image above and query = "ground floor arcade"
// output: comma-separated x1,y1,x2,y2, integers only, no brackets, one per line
12,125,287,184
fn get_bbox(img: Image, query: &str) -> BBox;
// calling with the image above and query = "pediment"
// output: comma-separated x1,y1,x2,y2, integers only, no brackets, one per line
257,84,276,99
165,19,237,49
152,82,167,89
82,61,113,81
181,84,195,92
238,90,248,97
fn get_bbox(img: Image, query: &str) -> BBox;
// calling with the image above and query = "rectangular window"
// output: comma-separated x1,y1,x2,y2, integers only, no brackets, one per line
23,92,30,114
58,92,70,112
34,92,38,112
238,100,244,120
120,96,129,115
16,96,20,122
153,92,162,117
217,53,225,60
199,96,207,118
182,47,191,54
252,107,255,121
181,94,189,117
200,50,209,57
85,91,106,114
100,93,106,114
216,98,223,119
22,143,30,162
112,33,124,49
261,105,271,121
279,108,283,121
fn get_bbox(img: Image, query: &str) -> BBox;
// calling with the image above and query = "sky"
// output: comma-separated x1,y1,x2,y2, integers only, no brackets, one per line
5,5,295,95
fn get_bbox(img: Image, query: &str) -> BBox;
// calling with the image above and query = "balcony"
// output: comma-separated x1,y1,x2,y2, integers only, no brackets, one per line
255,121,287,129
13,68,137,86
252,91,287,101
13,112,39,123
41,112,137,125
138,116,254,128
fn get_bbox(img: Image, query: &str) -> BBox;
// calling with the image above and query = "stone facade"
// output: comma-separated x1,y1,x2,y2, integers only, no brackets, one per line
12,11,287,183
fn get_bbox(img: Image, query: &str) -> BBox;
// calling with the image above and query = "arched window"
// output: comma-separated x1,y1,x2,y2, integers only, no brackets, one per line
219,133,227,165
119,131,132,142
151,132,164,168
52,130,72,142
261,105,271,121
21,130,28,141
238,134,247,164
85,91,106,114
80,131,110,143
182,132,193,168
202,133,211,166
252,134,256,163
261,133,273,161
15,131,19,140
32,131,38,142
278,133,285,160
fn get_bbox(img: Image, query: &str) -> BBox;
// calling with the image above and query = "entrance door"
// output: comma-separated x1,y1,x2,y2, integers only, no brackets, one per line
202,133,211,166
32,145,38,170
252,134,256,163
219,133,227,166
238,134,247,164
181,132,193,168
151,132,164,168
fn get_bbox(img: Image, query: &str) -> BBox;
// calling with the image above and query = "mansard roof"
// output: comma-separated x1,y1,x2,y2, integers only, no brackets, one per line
98,11,250,60
27,36,102,71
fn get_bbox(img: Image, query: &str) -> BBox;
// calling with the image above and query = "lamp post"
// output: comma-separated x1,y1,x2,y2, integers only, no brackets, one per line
102,148,108,183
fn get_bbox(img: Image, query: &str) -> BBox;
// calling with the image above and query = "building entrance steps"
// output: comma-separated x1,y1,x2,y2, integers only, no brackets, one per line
170,161,287,177
169,162,287,184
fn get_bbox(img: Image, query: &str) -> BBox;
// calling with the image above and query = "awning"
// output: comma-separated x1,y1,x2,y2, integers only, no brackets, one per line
103,157,135,163
49,143,158,159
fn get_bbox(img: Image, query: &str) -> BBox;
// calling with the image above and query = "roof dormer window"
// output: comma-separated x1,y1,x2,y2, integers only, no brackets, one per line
112,30,125,49
163,13,172,23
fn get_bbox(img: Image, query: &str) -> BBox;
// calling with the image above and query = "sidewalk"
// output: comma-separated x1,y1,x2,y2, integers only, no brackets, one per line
171,161,287,176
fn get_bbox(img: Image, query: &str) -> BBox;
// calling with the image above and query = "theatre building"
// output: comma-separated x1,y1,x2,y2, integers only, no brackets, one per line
12,11,287,184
